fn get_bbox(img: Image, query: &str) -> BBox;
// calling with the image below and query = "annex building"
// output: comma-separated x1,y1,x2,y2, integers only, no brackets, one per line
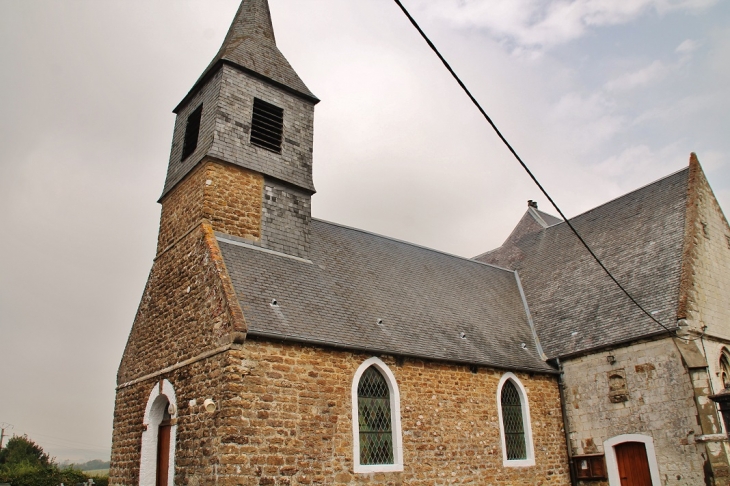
110,1,730,485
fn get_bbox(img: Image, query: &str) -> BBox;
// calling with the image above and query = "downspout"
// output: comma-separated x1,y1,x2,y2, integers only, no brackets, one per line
556,357,578,486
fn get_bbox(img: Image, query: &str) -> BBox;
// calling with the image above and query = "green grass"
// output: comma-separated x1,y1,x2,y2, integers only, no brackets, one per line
83,468,109,477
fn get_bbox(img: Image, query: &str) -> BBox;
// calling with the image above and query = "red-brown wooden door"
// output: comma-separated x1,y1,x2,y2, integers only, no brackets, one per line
615,442,652,486
156,423,171,486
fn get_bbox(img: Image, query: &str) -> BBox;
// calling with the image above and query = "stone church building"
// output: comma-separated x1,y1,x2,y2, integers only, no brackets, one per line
109,1,730,485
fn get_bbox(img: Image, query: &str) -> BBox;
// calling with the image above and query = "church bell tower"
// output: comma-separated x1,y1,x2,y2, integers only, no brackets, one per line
157,0,319,260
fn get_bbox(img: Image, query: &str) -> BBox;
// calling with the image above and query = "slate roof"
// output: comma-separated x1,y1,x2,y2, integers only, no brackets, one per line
176,0,317,111
483,169,690,358
218,219,553,373
534,209,562,227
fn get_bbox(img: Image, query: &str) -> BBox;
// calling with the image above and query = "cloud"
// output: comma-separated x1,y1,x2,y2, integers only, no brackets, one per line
604,60,669,91
548,92,624,151
592,143,688,193
676,38,702,55
413,0,719,48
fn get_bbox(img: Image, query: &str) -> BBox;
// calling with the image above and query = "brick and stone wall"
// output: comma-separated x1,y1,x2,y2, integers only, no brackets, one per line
113,336,569,485
157,160,264,253
562,337,708,485
157,159,311,260
118,222,245,386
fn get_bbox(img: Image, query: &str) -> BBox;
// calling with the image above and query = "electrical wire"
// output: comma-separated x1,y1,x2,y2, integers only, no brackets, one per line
391,0,684,339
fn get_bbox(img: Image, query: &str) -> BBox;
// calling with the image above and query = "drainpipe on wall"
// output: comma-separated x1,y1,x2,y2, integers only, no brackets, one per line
556,358,578,486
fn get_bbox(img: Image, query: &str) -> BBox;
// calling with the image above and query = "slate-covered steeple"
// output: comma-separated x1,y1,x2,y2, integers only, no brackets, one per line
192,0,316,102
157,0,318,261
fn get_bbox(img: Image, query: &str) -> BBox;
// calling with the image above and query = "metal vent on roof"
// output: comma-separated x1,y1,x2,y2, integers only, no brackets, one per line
250,98,284,153
181,104,203,161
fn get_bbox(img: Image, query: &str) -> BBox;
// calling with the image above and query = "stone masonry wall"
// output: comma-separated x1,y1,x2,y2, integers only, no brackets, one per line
110,352,231,485
691,337,730,482
205,162,264,245
112,221,246,484
679,155,730,341
563,337,706,486
157,160,264,253
191,339,570,486
118,222,245,386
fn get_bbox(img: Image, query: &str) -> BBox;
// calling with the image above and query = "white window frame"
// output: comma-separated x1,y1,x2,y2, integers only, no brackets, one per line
604,434,661,486
351,357,404,473
139,379,177,486
496,372,535,467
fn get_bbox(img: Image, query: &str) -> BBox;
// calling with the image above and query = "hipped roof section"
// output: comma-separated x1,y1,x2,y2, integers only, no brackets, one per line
175,0,318,113
481,168,691,358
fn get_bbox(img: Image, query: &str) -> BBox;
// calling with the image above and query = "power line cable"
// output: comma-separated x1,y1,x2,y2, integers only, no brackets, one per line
391,0,678,338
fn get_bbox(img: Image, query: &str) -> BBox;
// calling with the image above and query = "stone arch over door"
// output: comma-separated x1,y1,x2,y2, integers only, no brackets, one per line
604,434,661,486
139,379,178,486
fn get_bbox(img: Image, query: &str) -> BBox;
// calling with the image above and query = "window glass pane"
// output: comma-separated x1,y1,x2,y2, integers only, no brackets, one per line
501,380,527,460
358,367,394,465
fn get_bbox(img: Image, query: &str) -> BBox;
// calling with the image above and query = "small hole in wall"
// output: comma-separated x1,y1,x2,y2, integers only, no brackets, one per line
270,299,278,307
377,318,384,326
460,332,467,340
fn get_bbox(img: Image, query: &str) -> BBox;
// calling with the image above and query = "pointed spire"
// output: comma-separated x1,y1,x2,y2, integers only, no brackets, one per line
184,0,317,107
215,0,278,60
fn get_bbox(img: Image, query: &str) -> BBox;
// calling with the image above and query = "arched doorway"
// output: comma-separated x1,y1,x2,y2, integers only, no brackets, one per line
139,379,177,486
604,435,660,486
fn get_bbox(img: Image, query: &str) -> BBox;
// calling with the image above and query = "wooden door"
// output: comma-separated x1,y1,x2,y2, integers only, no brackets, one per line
615,442,652,486
156,422,171,486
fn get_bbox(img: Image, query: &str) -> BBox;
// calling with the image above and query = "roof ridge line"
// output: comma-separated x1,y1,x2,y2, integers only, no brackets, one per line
549,166,690,227
311,217,514,273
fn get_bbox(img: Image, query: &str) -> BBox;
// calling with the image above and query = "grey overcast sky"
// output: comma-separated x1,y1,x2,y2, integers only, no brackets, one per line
0,0,728,462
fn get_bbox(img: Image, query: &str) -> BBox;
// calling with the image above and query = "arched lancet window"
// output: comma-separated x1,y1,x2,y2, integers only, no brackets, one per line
501,380,527,460
720,352,730,390
358,367,393,465
351,357,403,473
139,379,178,486
497,373,535,467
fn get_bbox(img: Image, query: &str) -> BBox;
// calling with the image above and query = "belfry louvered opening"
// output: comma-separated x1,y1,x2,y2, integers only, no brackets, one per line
251,98,284,153
181,104,203,161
